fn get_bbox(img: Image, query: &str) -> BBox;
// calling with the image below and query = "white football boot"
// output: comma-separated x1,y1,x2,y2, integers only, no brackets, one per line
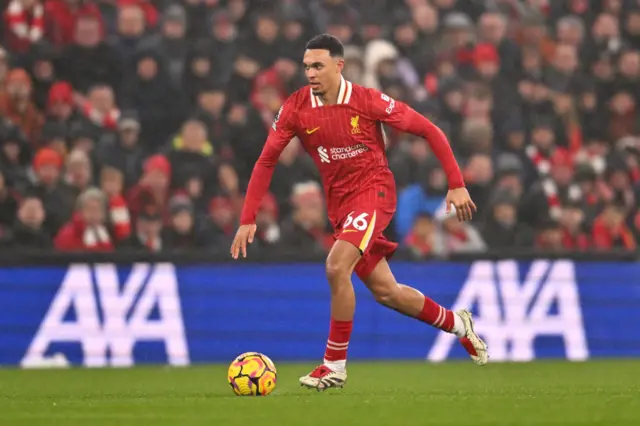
456,309,489,365
299,364,347,391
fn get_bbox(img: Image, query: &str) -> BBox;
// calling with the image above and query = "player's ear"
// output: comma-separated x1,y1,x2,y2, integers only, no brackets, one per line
335,57,345,74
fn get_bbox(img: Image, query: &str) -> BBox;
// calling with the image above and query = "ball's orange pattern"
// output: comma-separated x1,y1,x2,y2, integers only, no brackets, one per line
227,352,277,396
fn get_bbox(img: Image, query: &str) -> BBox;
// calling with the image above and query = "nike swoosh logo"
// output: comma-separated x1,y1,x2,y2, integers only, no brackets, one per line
306,127,320,134
342,229,358,233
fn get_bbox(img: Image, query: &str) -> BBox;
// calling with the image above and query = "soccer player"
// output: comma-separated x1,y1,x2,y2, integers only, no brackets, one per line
231,34,488,391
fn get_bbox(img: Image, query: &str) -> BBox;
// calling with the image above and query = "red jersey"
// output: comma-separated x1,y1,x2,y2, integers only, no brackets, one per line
240,77,464,225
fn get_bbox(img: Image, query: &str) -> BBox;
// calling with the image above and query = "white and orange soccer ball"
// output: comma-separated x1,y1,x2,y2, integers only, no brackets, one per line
228,352,277,396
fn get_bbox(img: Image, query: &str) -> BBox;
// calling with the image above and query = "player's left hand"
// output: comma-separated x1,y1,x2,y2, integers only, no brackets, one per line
230,224,257,259
445,187,477,222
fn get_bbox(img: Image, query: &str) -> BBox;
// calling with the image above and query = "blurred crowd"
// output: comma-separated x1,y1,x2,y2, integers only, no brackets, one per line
0,0,638,257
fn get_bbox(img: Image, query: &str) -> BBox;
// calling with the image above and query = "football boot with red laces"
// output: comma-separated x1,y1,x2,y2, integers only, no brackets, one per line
299,365,347,391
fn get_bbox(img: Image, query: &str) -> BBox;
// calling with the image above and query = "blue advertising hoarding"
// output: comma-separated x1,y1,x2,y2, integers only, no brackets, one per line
0,260,639,367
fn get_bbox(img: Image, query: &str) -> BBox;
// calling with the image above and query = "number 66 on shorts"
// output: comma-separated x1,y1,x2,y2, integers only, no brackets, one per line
337,210,378,253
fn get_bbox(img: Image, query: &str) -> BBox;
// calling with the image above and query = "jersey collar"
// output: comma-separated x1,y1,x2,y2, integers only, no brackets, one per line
310,76,353,108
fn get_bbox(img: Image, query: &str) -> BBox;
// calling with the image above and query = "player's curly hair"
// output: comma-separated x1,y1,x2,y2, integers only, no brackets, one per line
305,34,344,57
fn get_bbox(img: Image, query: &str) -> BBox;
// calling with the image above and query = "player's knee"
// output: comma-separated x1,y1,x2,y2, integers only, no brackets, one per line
325,260,351,287
371,284,398,306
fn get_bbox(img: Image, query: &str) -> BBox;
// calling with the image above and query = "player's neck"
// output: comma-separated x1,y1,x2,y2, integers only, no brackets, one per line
319,77,343,105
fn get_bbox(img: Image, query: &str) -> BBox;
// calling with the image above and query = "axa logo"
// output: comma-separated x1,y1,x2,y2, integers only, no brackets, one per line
317,146,330,163
428,260,589,362
21,263,190,368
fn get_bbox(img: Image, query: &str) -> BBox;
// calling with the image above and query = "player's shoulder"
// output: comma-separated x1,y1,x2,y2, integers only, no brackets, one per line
346,82,388,107
286,86,313,109
274,88,309,127
348,82,376,101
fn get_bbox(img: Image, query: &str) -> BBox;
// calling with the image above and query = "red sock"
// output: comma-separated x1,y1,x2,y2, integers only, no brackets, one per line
323,318,353,362
417,296,454,332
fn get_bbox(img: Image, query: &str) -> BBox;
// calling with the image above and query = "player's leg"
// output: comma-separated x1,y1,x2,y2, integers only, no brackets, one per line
360,257,488,365
324,239,361,367
299,239,361,390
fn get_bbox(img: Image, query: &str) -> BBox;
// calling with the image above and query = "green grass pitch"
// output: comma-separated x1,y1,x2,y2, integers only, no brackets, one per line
1,360,639,425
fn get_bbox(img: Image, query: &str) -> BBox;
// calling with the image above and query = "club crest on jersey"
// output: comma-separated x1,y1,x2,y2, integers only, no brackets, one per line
350,115,361,134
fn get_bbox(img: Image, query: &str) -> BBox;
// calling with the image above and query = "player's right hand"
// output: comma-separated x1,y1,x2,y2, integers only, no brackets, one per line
445,187,477,222
230,224,257,259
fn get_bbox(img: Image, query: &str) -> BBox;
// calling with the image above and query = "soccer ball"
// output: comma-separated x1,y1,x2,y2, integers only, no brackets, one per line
228,352,277,396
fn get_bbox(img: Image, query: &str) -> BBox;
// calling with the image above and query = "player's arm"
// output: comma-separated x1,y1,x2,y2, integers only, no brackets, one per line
231,101,296,259
369,89,476,221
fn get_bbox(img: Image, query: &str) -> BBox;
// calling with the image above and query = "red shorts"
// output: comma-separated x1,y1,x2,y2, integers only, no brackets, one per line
332,205,398,280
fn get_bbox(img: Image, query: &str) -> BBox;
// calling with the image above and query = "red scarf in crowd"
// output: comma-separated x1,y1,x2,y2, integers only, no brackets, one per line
5,0,44,44
109,194,131,241
541,178,582,220
526,145,556,176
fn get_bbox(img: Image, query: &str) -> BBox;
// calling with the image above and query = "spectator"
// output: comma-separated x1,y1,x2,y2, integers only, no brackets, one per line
162,193,209,251
271,137,319,217
225,101,268,175
166,118,214,190
607,88,638,141
279,181,333,254
252,192,281,249
10,193,51,248
120,47,185,151
45,81,79,133
44,0,104,48
214,161,244,216
205,10,238,85
396,158,448,240
64,148,92,197
97,110,143,188
193,82,229,152
559,201,590,250
28,147,75,235
183,40,217,106
182,0,215,40
227,52,261,103
140,3,188,85
462,154,493,219
279,6,307,62
432,205,486,255
389,135,432,191
57,14,120,92
481,190,533,249
245,12,281,69
535,220,567,252
27,41,58,111
207,195,236,249
0,68,43,146
0,122,31,191
118,0,157,29
478,10,520,77
100,164,130,242
67,119,98,154
121,196,162,251
521,148,581,227
404,212,436,258
74,84,120,133
54,186,114,251
127,153,171,223
108,4,146,65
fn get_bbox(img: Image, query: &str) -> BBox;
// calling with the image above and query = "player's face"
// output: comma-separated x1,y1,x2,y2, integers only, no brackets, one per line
303,49,343,96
